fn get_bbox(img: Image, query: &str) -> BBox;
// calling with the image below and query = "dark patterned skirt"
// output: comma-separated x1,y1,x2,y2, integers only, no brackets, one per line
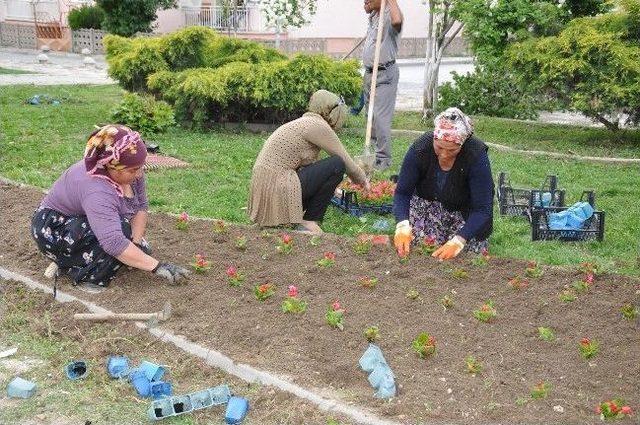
31,206,133,287
409,196,489,253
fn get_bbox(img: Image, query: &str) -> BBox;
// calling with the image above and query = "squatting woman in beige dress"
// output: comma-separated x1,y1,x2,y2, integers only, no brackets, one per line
248,90,370,234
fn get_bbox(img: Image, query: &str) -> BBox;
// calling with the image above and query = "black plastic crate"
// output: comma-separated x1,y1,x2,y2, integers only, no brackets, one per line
330,190,393,217
531,205,604,242
497,172,565,218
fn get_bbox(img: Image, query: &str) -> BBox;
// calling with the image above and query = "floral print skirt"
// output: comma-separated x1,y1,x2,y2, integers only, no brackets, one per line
31,206,132,287
409,196,489,253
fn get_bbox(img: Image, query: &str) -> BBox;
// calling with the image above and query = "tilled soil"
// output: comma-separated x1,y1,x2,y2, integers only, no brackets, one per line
1,182,639,425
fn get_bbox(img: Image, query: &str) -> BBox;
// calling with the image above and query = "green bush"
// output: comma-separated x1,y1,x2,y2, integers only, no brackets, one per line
97,0,176,37
104,35,168,92
106,28,360,126
438,60,545,120
68,5,105,30
111,92,175,135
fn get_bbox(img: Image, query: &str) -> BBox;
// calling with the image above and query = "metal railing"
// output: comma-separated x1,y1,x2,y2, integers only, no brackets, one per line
183,6,253,32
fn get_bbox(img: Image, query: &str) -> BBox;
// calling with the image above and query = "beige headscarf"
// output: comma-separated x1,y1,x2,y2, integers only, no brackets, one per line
307,89,348,130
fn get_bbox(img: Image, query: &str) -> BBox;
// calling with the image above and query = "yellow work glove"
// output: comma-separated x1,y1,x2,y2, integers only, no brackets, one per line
432,235,466,260
394,220,413,256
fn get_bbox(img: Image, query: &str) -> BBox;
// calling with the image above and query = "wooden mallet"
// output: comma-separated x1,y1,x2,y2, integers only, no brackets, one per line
73,302,171,323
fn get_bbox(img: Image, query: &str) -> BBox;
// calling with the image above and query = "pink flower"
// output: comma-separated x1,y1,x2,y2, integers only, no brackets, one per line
282,234,292,245
332,300,342,311
424,235,436,246
179,211,189,221
324,252,336,260
621,406,632,415
371,235,389,245
584,273,594,284
481,247,490,257
595,405,602,414
226,265,237,277
287,285,298,298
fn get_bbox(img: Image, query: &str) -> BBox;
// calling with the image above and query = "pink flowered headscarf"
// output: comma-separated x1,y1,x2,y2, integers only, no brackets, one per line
433,107,474,145
84,124,147,197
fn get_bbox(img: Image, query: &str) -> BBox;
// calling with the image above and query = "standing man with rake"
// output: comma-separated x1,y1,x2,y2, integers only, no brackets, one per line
362,0,403,171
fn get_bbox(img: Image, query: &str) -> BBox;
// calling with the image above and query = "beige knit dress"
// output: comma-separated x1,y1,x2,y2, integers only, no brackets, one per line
248,112,368,226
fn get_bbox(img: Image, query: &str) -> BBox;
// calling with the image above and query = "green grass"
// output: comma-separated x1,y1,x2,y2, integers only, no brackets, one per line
1,84,639,274
0,67,33,75
346,110,640,158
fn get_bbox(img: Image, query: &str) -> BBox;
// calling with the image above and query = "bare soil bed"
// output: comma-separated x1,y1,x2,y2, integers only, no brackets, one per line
1,182,639,424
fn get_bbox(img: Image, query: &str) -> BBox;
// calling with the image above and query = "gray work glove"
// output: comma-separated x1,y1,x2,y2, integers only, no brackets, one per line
152,262,189,284
135,238,152,255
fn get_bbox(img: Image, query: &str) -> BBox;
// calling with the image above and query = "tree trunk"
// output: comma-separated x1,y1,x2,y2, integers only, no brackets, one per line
595,113,620,132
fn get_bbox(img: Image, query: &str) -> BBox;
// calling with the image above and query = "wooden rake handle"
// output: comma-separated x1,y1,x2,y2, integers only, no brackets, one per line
364,0,387,152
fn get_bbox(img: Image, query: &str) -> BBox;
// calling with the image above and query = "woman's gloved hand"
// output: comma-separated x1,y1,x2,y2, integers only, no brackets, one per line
152,262,190,284
394,220,413,256
134,238,152,255
432,235,465,260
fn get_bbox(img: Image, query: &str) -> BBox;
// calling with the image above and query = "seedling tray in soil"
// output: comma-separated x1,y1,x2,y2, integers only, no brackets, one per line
2,183,638,425
330,190,393,216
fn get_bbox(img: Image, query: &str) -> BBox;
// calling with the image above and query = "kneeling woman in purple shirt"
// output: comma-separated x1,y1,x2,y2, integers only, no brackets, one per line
393,108,494,260
31,125,188,291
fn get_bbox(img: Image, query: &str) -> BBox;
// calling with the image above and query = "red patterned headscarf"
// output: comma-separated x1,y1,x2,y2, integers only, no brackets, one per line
433,107,474,145
84,124,147,197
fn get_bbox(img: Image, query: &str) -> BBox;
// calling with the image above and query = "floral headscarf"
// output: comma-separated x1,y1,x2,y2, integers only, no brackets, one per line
84,124,147,197
433,107,474,145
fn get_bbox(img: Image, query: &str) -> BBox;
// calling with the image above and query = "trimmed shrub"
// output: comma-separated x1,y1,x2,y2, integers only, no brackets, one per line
112,92,175,135
68,5,105,30
438,60,546,120
106,28,360,126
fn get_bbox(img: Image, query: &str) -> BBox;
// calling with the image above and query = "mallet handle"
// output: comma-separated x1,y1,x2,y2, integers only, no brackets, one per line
364,0,387,152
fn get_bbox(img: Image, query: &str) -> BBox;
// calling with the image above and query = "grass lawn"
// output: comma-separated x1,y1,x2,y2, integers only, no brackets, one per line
1,84,639,275
0,67,33,75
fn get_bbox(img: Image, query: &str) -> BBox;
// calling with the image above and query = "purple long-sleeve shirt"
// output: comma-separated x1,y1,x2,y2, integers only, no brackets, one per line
41,160,148,257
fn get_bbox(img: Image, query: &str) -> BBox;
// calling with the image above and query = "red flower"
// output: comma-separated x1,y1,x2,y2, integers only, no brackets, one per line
258,283,271,293
287,285,298,298
609,401,619,413
424,235,437,246
371,235,389,245
621,406,632,415
179,211,189,221
324,252,336,260
281,234,293,244
584,273,594,285
332,300,342,311
481,304,491,312
580,337,591,347
226,265,237,277
481,247,490,257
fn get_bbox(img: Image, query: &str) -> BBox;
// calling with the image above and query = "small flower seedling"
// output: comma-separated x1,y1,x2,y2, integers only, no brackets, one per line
451,268,469,279
175,211,189,231
621,304,638,320
406,288,420,300
559,289,577,303
525,261,544,278
326,300,345,330
537,327,555,342
254,283,275,301
358,276,379,288
411,332,436,358
580,262,600,275
572,273,594,293
508,276,529,290
371,235,390,246
530,381,551,399
190,254,210,273
276,234,293,254
353,234,373,255
225,265,245,287
364,325,380,342
471,248,490,267
579,337,599,359
465,355,482,374
212,219,227,234
234,236,247,251
473,300,497,323
317,251,336,268
417,235,438,255
309,235,322,246
440,295,454,310
281,285,307,314
595,399,633,420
